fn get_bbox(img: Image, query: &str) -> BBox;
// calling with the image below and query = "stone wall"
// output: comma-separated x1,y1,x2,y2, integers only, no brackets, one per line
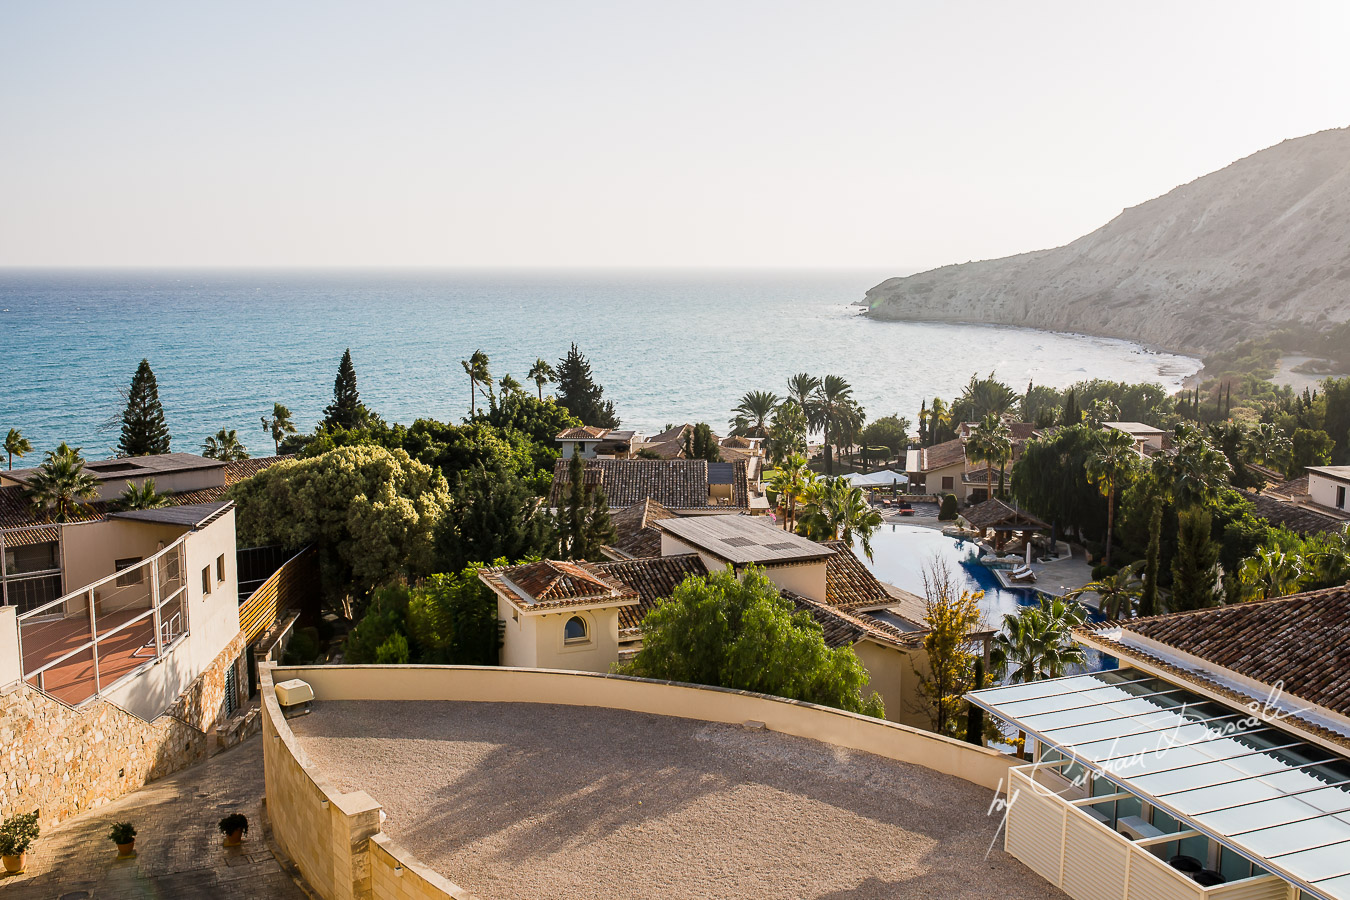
0,629,248,827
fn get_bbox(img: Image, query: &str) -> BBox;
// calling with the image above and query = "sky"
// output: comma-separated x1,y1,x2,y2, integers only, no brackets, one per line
2,1,1348,270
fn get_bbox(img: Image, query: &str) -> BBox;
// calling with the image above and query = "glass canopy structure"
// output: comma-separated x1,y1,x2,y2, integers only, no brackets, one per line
970,668,1350,900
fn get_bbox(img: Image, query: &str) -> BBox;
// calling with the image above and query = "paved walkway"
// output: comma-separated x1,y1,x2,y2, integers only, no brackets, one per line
1,735,306,900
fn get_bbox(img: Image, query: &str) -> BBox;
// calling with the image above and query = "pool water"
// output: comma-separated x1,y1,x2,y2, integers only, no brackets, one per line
854,524,1111,673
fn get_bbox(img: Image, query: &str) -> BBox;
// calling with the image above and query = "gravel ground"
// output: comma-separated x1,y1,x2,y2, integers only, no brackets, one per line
292,701,1063,900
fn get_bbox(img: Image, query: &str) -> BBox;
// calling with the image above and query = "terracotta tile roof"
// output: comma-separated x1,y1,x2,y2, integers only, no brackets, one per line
224,455,293,484
781,589,919,649
1267,474,1310,498
919,438,966,472
820,541,893,609
1239,489,1349,535
604,499,677,559
547,459,749,511
1080,585,1350,722
556,426,610,441
596,555,709,631
960,498,1048,531
479,559,640,612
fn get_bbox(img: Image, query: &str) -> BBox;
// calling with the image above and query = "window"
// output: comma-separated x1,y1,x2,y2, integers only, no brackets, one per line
216,554,226,582
563,616,589,643
114,557,144,588
941,476,954,490
202,565,212,595
1338,485,1346,510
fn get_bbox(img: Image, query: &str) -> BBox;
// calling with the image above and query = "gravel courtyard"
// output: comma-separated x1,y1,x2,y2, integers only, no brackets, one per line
291,701,1063,900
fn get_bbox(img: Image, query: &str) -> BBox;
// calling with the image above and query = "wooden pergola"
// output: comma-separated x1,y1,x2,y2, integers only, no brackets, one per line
959,499,1049,552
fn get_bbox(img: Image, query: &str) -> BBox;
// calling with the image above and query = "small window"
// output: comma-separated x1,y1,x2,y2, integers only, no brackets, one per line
563,616,588,643
216,554,226,582
202,565,212,595
1338,485,1346,510
115,557,144,588
941,476,955,490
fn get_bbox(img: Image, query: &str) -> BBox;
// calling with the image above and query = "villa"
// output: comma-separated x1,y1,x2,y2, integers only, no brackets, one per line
907,422,1041,502
1105,420,1168,457
969,584,1350,900
1244,466,1350,535
553,426,643,459
546,456,759,513
480,513,981,728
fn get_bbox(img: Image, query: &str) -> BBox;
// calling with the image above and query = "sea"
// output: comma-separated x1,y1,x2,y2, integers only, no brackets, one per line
0,269,1200,458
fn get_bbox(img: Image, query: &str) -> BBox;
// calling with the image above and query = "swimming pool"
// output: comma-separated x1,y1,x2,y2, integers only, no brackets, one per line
855,524,1039,625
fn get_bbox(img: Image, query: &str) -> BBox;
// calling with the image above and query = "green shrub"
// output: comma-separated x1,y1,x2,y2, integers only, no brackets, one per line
218,813,249,836
0,811,40,857
108,822,137,845
938,494,959,521
1091,564,1119,580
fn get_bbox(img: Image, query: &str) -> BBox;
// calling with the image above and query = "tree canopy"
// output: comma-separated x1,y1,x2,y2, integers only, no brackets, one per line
118,358,171,457
322,348,368,430
620,566,883,717
230,445,452,612
555,343,619,428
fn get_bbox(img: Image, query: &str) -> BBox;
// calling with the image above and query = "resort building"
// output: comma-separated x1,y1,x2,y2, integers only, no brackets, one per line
969,584,1350,900
1306,466,1350,514
907,422,1041,502
554,426,642,459
1244,467,1350,536
1105,421,1168,457
481,513,977,728
546,457,755,514
0,451,232,502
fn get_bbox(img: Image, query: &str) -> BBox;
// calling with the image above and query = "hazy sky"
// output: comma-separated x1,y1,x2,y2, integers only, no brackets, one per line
2,2,1348,270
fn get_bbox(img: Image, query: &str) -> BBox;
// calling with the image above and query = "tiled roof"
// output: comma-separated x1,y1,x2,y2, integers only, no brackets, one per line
556,426,610,441
1083,585,1350,721
960,498,1048,531
781,590,919,649
547,459,749,511
4,451,226,484
820,541,893,609
596,555,709,631
920,438,966,472
604,499,676,559
479,559,640,612
1267,475,1309,498
224,455,293,483
1239,490,1348,535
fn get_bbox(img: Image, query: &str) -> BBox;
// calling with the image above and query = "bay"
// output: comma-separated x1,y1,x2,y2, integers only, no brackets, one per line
0,269,1200,457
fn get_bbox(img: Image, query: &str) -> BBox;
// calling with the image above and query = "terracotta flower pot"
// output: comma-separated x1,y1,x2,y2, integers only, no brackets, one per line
1,853,25,875
116,840,136,858
223,829,244,847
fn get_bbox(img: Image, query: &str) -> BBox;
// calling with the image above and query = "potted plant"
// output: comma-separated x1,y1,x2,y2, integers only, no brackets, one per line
218,813,249,847
0,810,40,875
108,822,137,858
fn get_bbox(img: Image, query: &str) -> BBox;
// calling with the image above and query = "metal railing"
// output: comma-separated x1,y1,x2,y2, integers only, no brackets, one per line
17,535,190,707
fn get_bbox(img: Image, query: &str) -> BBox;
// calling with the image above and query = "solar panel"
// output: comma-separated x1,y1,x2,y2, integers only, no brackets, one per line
721,537,757,547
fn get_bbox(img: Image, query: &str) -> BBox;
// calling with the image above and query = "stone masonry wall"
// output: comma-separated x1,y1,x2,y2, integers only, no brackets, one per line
0,629,248,828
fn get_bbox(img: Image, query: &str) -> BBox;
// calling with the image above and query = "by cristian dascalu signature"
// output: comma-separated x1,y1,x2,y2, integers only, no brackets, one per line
982,681,1313,859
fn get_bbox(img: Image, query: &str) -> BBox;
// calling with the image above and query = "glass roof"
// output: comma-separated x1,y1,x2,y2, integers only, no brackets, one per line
970,669,1350,900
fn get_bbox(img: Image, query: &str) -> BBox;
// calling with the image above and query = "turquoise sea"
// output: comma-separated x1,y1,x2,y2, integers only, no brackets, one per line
0,269,1200,458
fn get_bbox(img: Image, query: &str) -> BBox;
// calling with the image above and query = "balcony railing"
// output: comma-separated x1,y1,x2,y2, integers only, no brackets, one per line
17,536,190,708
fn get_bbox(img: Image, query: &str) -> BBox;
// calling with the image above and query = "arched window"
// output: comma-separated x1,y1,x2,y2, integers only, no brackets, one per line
563,616,589,643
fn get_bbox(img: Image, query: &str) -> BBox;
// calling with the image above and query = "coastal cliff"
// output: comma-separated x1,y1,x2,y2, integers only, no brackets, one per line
865,127,1350,355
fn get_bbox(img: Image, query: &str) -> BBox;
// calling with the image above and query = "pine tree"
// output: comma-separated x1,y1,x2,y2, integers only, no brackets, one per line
1170,507,1220,611
581,484,615,560
555,344,619,428
118,359,171,456
323,349,365,430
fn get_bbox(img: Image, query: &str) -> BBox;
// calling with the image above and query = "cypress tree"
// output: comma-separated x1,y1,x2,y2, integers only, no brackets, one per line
562,452,586,558
118,358,172,456
1139,493,1163,617
323,349,364,430
1060,391,1078,426
555,344,619,428
1170,507,1220,611
582,485,615,560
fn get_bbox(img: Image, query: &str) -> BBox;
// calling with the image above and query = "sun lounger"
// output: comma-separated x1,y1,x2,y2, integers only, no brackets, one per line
897,502,914,515
1010,565,1037,583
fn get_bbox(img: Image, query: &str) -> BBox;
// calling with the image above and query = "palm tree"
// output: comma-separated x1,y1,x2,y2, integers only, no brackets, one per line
25,443,99,523
5,428,32,470
202,428,249,461
528,358,556,400
1066,561,1143,619
806,375,854,476
794,477,884,558
260,403,296,454
764,453,813,531
1238,548,1304,600
1085,427,1137,567
114,478,169,511
732,391,779,438
967,413,1012,504
1246,422,1292,471
499,373,522,395
786,373,820,410
767,400,808,466
461,350,492,415
991,596,1088,684
1162,424,1232,508
928,397,953,444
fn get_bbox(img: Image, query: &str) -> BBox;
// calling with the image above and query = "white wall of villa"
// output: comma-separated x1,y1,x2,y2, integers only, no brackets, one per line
496,596,622,674
0,605,19,687
1307,467,1350,511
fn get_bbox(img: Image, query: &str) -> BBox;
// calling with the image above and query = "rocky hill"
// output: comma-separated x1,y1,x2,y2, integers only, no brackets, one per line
865,127,1350,355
